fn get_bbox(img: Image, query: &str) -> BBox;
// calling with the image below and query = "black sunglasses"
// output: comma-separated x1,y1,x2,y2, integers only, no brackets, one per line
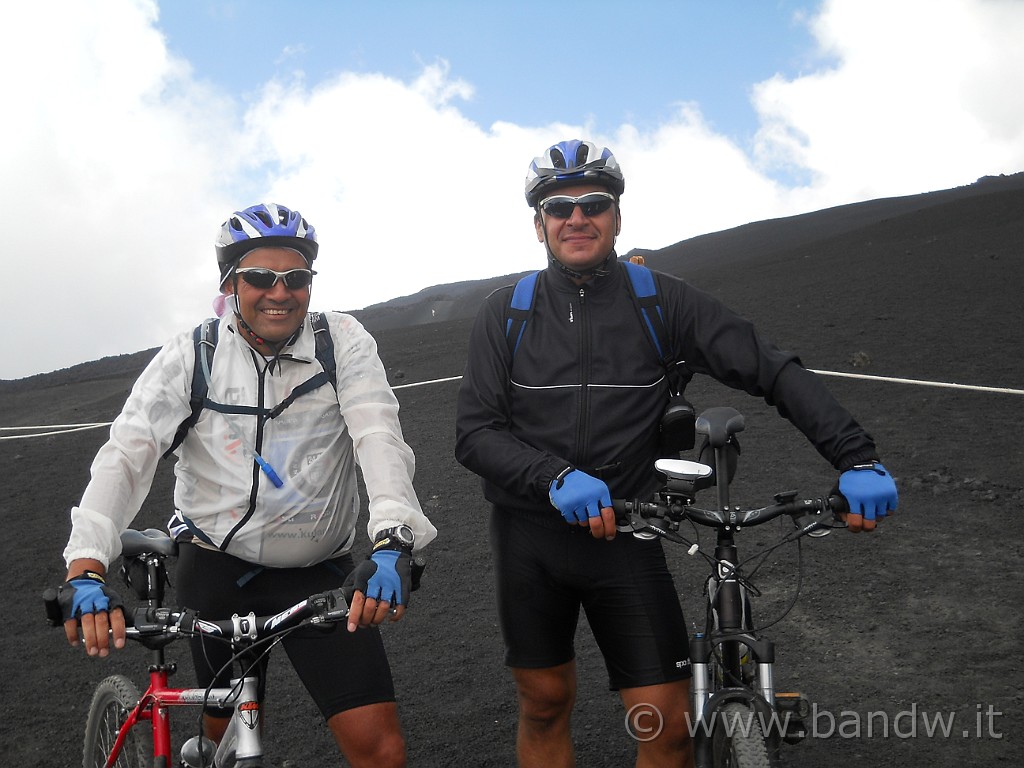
235,267,315,290
540,191,616,219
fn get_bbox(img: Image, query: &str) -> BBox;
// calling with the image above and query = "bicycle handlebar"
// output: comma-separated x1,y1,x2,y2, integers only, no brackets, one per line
42,585,351,646
129,586,351,643
44,527,426,638
613,490,850,539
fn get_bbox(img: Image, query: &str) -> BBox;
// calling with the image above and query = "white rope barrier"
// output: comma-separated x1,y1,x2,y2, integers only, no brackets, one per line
809,369,1024,396
0,423,111,440
3,369,1020,441
392,375,463,390
0,423,111,430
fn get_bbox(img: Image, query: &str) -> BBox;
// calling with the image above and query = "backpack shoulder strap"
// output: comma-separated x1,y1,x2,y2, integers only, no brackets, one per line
163,318,219,459
622,260,671,364
622,260,695,395
310,312,337,388
266,312,338,418
505,271,541,357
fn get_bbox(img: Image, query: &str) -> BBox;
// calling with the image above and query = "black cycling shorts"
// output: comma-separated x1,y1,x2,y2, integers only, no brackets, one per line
175,543,395,720
490,506,692,691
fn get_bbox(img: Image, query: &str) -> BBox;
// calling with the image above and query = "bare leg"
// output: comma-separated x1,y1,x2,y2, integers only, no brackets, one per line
203,713,229,743
513,661,578,768
327,701,407,768
620,679,694,768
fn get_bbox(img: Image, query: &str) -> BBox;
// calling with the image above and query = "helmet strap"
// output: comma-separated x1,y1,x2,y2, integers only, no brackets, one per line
229,276,302,354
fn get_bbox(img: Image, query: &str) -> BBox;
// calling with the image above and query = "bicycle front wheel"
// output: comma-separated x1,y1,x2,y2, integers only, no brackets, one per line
83,675,150,768
711,702,770,768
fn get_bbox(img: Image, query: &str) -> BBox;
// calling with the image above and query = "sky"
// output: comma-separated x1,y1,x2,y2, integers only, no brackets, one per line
3,0,1023,380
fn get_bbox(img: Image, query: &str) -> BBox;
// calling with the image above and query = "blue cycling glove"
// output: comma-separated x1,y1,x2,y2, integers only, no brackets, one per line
344,549,413,606
549,468,612,524
57,571,123,621
839,462,898,521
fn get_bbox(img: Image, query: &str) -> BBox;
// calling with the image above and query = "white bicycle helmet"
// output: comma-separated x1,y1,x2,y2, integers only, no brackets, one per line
216,203,318,282
525,140,625,208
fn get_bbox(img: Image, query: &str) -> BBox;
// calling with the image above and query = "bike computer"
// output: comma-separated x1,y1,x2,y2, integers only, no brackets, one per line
654,458,713,482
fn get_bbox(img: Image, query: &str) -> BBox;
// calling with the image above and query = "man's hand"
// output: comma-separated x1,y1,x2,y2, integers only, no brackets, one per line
343,549,413,632
838,462,898,533
549,467,617,540
58,567,126,657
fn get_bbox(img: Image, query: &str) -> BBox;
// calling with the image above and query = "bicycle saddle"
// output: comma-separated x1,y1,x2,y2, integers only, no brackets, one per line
695,407,745,448
121,528,178,558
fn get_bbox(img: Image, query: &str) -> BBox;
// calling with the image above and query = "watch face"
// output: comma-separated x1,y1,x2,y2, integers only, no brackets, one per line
376,525,414,549
394,525,414,546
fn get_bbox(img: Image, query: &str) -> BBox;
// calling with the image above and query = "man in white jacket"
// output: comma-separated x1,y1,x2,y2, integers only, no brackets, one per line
58,203,436,768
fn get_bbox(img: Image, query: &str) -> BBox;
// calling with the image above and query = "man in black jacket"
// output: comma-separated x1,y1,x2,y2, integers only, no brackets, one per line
455,139,898,767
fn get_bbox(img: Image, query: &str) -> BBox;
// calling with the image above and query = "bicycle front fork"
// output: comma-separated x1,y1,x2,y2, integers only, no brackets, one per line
690,634,810,745
690,634,775,721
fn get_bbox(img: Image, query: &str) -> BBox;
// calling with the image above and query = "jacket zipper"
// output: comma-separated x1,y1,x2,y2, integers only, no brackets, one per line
576,286,591,464
221,354,269,549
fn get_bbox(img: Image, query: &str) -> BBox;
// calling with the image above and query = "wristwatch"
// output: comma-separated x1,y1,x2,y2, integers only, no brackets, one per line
373,524,415,553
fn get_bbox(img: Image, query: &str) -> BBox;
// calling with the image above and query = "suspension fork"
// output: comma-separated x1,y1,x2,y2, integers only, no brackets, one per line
691,533,778,716
691,534,744,722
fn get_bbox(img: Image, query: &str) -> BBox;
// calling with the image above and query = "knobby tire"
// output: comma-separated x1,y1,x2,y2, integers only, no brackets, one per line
711,702,771,768
83,675,150,768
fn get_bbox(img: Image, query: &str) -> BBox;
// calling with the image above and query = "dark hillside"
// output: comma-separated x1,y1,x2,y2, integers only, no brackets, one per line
348,171,1024,332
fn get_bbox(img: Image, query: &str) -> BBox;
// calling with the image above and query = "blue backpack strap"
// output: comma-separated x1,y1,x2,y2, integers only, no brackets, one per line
505,271,541,357
623,260,670,364
163,318,218,459
623,260,695,394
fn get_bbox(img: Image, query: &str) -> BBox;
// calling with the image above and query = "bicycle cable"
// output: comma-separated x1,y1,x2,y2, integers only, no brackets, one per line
185,619,309,763
701,515,839,637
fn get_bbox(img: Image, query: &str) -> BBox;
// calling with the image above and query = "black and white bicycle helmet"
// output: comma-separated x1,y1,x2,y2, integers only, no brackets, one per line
215,203,318,282
524,139,625,208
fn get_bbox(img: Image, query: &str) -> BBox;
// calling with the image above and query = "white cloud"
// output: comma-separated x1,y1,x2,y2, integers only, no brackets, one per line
2,0,1022,380
1,0,238,376
752,0,1024,204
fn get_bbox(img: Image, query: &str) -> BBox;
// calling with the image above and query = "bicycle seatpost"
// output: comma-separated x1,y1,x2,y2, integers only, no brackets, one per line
694,407,745,511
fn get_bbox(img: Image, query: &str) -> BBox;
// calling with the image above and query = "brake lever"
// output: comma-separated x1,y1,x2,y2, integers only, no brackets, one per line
633,511,688,544
793,514,832,538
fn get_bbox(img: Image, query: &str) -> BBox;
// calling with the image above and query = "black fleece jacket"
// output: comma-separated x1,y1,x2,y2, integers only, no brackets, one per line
455,258,879,514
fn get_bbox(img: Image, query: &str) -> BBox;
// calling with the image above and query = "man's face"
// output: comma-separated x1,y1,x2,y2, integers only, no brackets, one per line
534,183,620,275
227,247,312,349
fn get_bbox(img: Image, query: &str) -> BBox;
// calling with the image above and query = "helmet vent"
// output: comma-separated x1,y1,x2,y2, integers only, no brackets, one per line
574,143,590,166
550,147,567,169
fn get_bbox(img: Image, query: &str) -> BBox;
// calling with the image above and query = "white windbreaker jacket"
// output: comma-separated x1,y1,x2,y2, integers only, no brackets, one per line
64,311,436,568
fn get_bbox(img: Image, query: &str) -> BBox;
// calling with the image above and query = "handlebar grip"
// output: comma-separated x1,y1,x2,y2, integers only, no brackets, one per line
42,588,64,627
828,494,850,517
612,500,626,526
411,556,426,592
